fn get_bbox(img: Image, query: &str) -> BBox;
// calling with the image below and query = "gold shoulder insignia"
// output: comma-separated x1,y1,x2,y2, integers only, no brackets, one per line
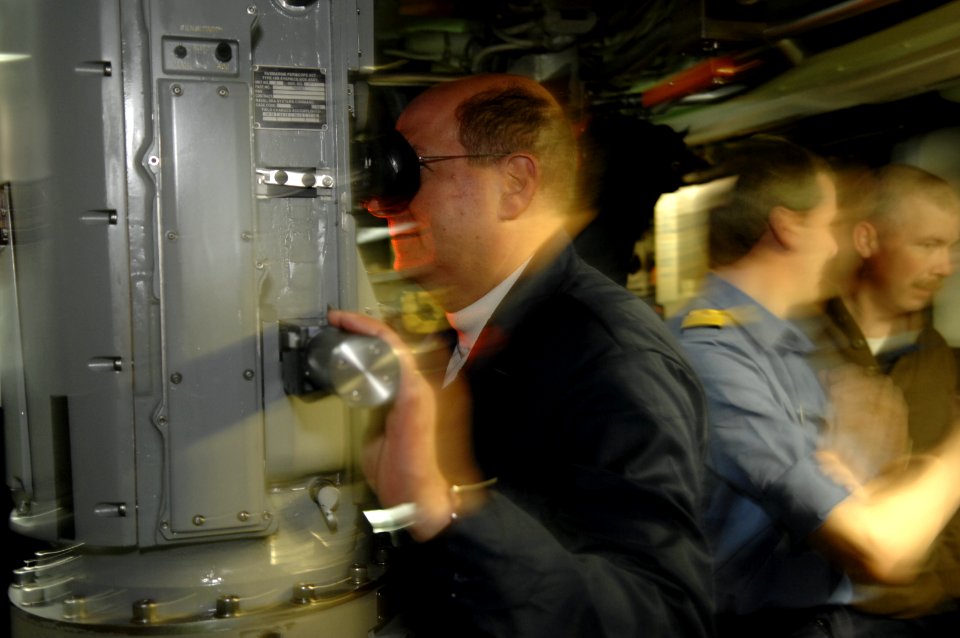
681,308,737,330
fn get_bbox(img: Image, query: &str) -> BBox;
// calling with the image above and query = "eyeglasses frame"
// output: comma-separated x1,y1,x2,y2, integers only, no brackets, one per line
417,153,510,167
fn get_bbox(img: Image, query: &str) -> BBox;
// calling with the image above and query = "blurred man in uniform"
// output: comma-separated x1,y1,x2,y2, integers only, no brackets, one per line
669,138,960,637
818,164,960,621
332,74,714,637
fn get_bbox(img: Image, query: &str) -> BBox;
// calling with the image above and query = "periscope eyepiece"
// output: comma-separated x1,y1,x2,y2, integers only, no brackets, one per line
355,129,421,215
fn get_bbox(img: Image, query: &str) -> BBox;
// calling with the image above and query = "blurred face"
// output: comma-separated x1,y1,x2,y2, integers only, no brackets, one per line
824,171,875,295
864,195,960,314
798,172,840,302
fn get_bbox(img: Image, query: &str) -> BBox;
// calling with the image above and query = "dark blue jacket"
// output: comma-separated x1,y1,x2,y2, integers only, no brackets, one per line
391,237,715,637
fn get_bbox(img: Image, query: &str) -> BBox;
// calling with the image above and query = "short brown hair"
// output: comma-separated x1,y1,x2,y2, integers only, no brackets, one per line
707,137,832,266
455,83,577,211
870,164,960,230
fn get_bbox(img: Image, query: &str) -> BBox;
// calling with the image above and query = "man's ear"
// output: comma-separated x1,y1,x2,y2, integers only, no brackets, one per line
767,205,802,250
852,220,878,258
499,154,539,220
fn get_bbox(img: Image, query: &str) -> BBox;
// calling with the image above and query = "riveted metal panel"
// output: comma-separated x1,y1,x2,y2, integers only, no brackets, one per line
156,78,266,537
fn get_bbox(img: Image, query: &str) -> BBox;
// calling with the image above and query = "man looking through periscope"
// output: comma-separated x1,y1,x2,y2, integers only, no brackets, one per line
331,74,715,637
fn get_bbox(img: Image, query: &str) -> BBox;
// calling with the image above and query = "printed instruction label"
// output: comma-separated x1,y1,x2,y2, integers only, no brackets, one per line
254,66,326,129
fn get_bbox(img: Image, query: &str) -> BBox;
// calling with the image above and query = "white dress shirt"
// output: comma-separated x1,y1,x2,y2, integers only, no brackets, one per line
443,259,530,387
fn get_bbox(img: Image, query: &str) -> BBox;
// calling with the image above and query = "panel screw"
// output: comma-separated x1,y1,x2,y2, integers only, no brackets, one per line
170,372,182,384
132,599,158,625
217,86,229,98
350,563,369,585
166,231,178,241
243,369,255,380
292,583,313,605
216,594,241,618
171,84,183,96
246,4,257,14
192,515,205,526
63,595,87,620
238,511,250,522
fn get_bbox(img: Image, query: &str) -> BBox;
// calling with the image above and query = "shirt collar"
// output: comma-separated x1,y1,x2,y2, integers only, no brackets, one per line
446,258,531,354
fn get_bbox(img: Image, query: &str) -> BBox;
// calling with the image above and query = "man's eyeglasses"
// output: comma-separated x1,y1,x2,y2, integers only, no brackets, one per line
365,154,510,217
356,130,510,217
417,154,509,167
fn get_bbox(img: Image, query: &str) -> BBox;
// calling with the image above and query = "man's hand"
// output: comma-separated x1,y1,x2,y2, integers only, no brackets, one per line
821,365,910,486
328,309,453,540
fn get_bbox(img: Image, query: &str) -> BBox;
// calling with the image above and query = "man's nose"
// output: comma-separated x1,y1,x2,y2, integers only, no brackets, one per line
934,246,955,277
827,227,839,259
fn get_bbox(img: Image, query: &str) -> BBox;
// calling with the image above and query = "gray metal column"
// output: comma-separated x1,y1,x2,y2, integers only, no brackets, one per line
2,0,385,634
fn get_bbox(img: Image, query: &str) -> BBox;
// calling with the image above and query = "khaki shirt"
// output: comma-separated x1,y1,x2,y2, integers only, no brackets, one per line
820,297,957,451
815,297,960,617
